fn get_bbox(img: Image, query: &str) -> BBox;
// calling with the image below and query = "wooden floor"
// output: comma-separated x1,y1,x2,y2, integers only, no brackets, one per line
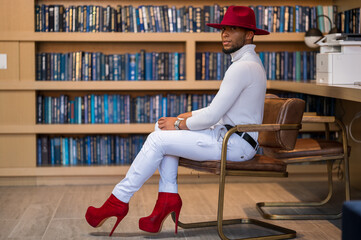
0,172,360,240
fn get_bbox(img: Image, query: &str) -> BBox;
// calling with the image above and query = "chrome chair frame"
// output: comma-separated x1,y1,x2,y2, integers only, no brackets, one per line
173,123,301,240
256,116,351,220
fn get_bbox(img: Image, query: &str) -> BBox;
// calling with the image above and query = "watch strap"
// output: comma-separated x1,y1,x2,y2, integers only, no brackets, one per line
174,118,184,130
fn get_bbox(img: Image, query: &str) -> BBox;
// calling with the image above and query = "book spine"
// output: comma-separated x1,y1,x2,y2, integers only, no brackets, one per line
145,52,153,80
37,137,42,166
279,6,285,32
104,94,109,123
295,51,301,82
303,51,307,81
128,54,136,80
295,5,300,32
289,6,294,32
284,51,288,80
50,138,55,165
317,5,325,32
174,52,179,81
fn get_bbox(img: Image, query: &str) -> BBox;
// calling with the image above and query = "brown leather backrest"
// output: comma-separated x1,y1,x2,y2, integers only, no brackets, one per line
265,93,279,98
259,97,305,150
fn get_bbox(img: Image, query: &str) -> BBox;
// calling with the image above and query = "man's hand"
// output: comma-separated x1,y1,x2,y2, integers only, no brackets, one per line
158,117,178,130
177,112,192,119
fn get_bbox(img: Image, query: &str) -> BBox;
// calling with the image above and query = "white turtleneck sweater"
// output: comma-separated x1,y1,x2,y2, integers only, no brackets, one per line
186,44,267,135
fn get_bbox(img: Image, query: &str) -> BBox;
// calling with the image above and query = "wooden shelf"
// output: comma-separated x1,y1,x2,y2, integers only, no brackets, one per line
0,124,155,134
0,32,306,42
0,122,339,134
0,166,130,177
2,80,361,103
0,80,221,90
3,0,355,181
267,80,361,103
0,165,205,177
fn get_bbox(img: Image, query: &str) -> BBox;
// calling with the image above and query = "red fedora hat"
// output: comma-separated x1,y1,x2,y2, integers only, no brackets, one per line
207,6,269,35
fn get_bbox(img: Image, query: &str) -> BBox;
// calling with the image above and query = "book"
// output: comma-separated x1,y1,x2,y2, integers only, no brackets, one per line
53,137,61,165
295,5,300,32
41,136,50,165
279,6,285,32
317,5,325,32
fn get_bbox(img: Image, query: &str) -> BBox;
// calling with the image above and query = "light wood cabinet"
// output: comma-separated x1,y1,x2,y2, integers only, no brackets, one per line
4,0,361,183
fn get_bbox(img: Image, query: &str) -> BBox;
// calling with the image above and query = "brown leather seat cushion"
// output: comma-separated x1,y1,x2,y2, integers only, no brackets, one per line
179,154,287,175
263,138,344,159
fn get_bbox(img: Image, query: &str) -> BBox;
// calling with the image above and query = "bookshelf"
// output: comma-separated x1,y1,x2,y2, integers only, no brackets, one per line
2,0,361,186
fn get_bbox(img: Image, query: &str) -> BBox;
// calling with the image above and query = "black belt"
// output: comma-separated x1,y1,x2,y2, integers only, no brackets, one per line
224,124,258,150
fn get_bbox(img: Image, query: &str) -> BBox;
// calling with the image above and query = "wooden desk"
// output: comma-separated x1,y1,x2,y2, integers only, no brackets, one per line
268,80,361,103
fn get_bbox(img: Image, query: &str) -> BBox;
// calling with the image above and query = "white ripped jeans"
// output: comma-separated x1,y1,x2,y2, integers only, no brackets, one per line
112,123,257,203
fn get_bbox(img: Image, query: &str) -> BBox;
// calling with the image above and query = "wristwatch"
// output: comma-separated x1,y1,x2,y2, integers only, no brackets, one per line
174,118,184,130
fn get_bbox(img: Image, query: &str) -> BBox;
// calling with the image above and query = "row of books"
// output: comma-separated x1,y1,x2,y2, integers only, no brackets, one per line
195,52,232,80
36,91,333,125
36,50,185,81
254,5,336,33
336,7,361,34
35,4,226,33
260,51,317,81
35,4,335,33
37,50,317,82
36,93,216,124
37,135,147,166
195,51,317,81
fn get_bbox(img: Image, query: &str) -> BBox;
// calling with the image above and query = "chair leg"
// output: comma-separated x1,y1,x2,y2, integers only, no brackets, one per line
172,171,297,240
172,214,296,240
336,118,351,203
343,144,351,204
256,161,345,220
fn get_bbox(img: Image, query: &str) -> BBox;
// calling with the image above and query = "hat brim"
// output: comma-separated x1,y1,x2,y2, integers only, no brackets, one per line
206,23,270,35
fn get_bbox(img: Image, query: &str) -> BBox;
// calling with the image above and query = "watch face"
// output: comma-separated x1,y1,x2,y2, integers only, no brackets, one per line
174,119,181,130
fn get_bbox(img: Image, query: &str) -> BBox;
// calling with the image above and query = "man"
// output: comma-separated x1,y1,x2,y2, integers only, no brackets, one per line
85,6,269,237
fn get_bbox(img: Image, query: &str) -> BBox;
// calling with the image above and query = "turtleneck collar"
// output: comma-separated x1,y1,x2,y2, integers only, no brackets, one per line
230,44,256,62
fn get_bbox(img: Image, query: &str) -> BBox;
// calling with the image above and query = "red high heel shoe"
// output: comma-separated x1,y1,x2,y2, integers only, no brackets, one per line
139,192,182,234
85,194,129,236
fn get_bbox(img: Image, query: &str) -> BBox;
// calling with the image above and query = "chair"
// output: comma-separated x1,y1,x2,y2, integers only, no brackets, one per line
173,97,305,240
256,111,351,220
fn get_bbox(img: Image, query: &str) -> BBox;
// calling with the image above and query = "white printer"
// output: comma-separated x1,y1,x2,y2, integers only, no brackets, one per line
316,33,361,85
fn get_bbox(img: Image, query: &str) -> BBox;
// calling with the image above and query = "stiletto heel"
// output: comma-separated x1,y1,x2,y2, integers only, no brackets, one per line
139,192,182,234
109,216,122,237
174,208,180,234
85,194,129,237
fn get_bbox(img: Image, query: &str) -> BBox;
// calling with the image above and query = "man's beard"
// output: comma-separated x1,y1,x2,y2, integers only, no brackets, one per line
222,44,243,54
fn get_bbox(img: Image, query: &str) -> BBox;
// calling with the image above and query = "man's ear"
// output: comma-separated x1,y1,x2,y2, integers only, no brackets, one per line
246,30,255,40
